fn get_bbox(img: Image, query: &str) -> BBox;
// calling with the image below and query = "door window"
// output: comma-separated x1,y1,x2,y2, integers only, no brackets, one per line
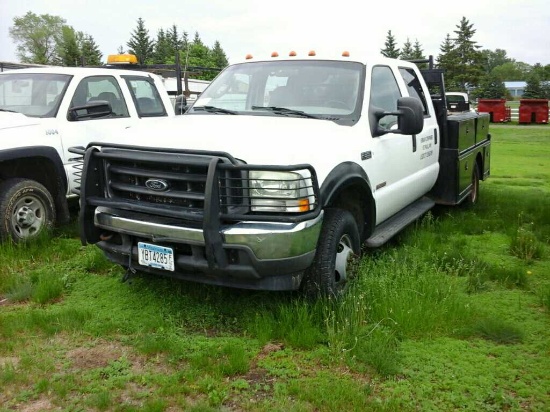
369,66,402,130
398,68,429,115
124,76,168,117
70,76,129,117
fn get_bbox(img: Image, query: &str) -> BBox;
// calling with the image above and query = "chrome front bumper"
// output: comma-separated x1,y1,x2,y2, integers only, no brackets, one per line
94,207,323,261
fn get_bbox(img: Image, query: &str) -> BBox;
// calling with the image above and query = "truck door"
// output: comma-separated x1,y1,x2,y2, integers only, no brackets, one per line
56,75,135,196
57,74,171,196
366,65,438,224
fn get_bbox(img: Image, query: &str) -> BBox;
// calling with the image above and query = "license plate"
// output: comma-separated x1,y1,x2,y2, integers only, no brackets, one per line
138,242,174,271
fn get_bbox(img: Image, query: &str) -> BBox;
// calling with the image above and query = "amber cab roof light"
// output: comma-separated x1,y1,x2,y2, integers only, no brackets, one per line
245,50,351,60
107,54,138,65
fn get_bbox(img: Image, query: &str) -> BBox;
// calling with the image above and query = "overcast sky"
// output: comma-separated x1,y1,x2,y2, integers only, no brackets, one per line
1,0,549,66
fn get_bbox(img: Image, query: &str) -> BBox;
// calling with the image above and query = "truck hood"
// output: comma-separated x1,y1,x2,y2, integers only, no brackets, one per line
118,114,357,166
0,111,40,130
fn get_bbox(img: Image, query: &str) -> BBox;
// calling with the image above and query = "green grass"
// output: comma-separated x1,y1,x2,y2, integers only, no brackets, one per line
0,125,549,411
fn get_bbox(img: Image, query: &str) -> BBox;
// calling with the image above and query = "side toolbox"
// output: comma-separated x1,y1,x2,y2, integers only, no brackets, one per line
430,113,487,205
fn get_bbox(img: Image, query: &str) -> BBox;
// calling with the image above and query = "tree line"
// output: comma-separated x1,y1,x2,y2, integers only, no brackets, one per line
8,13,550,98
8,12,229,81
381,16,550,99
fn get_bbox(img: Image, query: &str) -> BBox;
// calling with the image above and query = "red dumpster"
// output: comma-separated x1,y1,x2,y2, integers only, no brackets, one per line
477,99,511,123
519,99,549,124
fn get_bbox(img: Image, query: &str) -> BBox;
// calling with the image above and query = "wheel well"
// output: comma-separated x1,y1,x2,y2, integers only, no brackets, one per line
327,182,375,242
0,156,68,222
475,152,483,176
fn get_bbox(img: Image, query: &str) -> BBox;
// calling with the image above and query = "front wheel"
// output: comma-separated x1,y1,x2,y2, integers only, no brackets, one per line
0,178,56,243
301,208,361,298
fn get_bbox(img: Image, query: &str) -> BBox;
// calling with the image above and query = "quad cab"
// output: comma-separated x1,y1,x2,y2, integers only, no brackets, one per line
73,53,491,296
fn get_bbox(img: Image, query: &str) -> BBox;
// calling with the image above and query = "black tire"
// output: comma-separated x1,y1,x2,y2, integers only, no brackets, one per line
301,208,361,298
0,178,56,243
467,163,480,205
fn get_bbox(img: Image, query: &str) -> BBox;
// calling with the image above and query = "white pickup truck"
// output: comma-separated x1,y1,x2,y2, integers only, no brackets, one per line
74,53,491,296
0,66,179,242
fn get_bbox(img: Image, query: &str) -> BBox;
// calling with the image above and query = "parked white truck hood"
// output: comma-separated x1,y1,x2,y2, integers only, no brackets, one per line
118,115,359,170
0,111,40,130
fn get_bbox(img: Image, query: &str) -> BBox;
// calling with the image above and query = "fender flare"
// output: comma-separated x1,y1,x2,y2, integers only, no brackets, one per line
320,162,375,238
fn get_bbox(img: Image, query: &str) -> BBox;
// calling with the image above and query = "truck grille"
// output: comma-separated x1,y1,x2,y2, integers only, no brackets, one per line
100,148,244,218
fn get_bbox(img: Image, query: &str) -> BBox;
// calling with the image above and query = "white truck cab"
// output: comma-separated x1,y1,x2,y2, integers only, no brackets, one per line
0,66,177,242
74,52,491,296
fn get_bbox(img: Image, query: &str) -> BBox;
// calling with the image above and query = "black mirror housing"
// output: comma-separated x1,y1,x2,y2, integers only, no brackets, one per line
396,97,424,135
68,101,112,121
372,97,424,137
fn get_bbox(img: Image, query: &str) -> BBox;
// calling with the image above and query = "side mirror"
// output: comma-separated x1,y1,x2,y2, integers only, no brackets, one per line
68,101,112,121
396,97,424,135
372,97,424,137
175,94,188,115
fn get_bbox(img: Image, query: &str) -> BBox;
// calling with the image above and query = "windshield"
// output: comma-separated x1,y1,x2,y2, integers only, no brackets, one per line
190,60,364,123
0,73,72,118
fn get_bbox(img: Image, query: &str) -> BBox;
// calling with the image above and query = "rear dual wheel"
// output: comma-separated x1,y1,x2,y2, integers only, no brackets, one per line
302,208,361,298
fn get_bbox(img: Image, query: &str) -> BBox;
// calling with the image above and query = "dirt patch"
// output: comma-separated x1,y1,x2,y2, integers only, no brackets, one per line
65,338,176,378
0,356,19,368
18,397,57,412
66,341,127,369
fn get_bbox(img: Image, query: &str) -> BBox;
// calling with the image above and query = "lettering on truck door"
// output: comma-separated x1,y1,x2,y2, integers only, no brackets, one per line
397,66,440,198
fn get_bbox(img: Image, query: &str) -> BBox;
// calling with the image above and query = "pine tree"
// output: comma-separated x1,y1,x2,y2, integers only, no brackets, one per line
412,40,424,60
451,17,484,90
80,34,102,66
400,38,414,60
167,24,187,59
436,34,461,90
153,29,172,63
523,72,544,98
187,32,210,69
127,17,155,64
381,30,400,58
210,41,228,69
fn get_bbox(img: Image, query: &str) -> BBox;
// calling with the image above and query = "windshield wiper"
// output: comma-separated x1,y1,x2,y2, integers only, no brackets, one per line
0,108,18,113
192,105,237,115
251,106,319,119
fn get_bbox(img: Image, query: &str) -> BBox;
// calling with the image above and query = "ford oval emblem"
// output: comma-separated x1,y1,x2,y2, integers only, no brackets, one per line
145,178,170,191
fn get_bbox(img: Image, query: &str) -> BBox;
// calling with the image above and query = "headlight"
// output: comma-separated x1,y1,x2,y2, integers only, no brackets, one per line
249,170,315,213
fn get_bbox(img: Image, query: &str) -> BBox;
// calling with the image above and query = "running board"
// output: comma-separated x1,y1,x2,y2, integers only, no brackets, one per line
365,197,435,248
